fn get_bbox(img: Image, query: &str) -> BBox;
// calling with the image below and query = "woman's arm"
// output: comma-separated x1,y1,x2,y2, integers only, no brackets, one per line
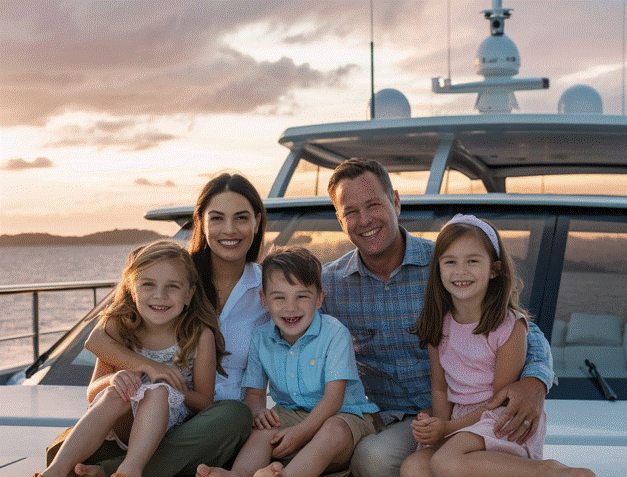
183,327,216,413
85,319,186,391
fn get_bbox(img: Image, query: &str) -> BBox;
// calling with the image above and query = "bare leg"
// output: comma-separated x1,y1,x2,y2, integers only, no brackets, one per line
196,428,278,477
399,447,436,477
256,417,354,477
73,463,105,477
115,386,170,477
431,432,595,477
41,387,130,477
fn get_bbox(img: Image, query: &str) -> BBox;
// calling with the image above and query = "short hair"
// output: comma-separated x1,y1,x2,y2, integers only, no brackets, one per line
261,246,322,293
327,158,395,203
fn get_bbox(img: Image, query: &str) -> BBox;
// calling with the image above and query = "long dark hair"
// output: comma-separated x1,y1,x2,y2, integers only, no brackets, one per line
411,220,528,348
188,173,266,308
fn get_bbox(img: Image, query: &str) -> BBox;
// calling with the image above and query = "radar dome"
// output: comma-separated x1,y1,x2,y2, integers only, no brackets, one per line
475,34,520,77
558,85,603,114
370,88,411,119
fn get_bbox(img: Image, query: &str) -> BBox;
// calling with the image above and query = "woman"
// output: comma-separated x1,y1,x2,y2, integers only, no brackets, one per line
47,173,269,477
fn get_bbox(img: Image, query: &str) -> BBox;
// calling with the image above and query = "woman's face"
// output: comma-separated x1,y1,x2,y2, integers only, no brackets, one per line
203,191,261,265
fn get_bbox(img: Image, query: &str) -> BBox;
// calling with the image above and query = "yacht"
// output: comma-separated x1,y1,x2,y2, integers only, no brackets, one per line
1,1,626,474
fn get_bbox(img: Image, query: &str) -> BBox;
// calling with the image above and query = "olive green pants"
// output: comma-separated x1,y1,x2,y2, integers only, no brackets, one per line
46,399,252,477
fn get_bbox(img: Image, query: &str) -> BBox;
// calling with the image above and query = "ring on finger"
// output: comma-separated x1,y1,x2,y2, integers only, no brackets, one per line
523,419,531,427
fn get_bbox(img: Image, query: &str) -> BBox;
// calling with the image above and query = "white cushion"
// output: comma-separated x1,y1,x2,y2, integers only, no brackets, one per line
565,313,623,346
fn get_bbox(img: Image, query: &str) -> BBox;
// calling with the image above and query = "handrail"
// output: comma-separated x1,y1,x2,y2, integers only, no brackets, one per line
0,280,117,363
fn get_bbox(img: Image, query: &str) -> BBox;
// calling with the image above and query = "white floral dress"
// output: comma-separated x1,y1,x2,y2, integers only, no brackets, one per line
130,344,194,431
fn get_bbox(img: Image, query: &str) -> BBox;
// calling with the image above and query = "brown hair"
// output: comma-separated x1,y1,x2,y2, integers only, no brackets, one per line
261,246,322,293
327,158,395,204
411,219,528,348
188,173,266,308
101,240,228,375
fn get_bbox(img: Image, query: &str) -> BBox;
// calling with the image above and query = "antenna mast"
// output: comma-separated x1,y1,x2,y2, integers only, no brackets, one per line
370,0,375,119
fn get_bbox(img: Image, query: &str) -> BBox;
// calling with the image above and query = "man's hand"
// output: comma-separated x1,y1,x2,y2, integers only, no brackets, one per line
486,376,546,444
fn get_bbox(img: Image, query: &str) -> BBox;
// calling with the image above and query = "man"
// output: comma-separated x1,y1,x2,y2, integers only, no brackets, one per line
321,158,554,477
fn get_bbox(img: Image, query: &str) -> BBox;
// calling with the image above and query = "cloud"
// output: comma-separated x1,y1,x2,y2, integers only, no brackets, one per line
45,118,179,151
1,157,54,171
0,0,369,127
135,178,176,187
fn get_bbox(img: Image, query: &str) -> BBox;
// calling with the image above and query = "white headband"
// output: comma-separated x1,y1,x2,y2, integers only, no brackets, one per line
444,214,500,257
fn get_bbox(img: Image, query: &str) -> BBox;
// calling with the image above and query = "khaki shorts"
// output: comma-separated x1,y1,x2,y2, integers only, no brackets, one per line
274,406,377,453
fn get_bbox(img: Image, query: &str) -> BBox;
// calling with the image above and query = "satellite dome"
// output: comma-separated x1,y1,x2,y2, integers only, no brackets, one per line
558,85,603,114
475,34,520,77
370,88,411,119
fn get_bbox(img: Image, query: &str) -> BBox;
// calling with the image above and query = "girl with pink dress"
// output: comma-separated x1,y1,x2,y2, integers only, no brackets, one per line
400,215,594,477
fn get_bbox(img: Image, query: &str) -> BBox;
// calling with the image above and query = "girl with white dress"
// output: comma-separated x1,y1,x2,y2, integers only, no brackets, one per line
38,240,226,477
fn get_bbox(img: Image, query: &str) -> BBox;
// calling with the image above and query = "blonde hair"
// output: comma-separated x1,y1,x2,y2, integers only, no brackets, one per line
411,219,529,348
101,239,227,375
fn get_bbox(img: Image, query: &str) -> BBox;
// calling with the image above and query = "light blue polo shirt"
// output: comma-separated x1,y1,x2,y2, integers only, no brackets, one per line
241,311,379,417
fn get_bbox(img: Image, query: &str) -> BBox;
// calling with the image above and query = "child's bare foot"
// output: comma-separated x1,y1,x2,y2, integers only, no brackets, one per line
73,464,105,477
541,460,596,477
196,464,239,477
253,462,285,477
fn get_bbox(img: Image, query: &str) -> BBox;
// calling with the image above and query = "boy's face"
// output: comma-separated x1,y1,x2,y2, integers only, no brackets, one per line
260,270,324,346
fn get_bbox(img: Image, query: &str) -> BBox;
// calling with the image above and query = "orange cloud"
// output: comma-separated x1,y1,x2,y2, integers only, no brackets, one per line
2,157,54,171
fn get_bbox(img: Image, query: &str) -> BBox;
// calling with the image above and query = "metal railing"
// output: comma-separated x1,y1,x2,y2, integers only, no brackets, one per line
0,280,117,362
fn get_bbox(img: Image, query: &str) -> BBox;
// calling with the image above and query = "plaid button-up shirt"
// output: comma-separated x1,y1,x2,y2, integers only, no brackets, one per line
322,229,435,415
322,228,554,417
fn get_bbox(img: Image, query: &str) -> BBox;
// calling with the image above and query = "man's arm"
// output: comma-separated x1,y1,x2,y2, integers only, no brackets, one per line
487,320,554,443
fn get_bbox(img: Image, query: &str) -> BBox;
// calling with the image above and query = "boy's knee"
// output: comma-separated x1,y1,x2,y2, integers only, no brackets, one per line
317,417,352,444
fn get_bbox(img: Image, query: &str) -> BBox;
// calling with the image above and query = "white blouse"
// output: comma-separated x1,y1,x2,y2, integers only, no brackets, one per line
214,261,269,401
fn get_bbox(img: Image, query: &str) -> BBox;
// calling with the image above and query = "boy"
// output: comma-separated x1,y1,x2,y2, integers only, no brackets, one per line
197,246,378,477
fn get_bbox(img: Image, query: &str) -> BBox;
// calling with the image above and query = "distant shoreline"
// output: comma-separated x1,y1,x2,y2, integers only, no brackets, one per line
0,229,168,247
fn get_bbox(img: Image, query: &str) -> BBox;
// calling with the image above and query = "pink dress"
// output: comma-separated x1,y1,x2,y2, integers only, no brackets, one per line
438,311,546,459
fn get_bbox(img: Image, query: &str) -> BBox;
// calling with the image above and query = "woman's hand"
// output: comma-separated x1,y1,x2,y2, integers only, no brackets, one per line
111,370,142,401
253,408,281,430
140,360,187,392
411,412,446,446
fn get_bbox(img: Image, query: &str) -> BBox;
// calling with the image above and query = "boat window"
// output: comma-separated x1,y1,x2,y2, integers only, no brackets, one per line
283,161,335,197
552,217,627,380
507,174,627,196
440,170,488,195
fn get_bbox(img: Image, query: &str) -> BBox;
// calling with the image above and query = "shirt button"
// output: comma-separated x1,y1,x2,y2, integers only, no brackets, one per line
293,392,297,396
310,359,316,366
289,350,294,355
289,373,295,377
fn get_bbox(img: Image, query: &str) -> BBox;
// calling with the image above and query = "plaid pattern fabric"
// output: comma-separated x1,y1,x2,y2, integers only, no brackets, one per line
322,228,554,415
322,229,435,414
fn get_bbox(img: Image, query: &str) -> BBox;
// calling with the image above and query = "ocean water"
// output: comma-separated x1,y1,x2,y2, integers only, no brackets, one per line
0,244,139,369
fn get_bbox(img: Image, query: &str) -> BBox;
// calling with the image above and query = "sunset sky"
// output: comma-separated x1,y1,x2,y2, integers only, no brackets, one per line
1,0,626,236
